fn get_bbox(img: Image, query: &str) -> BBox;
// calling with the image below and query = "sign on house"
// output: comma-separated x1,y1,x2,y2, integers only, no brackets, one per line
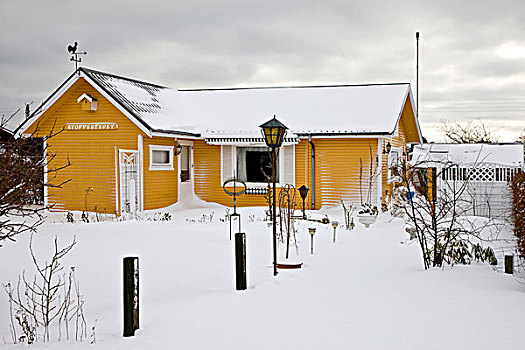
66,122,119,131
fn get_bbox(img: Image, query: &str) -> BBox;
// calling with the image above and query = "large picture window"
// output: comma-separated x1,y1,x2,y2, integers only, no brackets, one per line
237,147,279,183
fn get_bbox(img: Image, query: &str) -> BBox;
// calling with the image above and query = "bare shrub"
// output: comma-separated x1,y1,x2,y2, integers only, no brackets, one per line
3,234,88,344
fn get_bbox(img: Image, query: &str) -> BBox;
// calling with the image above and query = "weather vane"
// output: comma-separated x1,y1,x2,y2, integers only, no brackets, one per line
67,41,87,71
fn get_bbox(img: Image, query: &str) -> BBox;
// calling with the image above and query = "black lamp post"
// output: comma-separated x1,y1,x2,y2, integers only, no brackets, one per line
260,115,288,276
298,185,309,219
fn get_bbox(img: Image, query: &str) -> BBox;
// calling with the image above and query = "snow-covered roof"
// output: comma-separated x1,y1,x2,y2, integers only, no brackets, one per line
168,84,411,138
84,68,412,138
411,143,524,167
20,68,417,139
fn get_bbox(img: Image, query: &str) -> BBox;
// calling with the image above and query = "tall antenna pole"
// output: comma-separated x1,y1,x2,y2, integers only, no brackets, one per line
416,32,420,119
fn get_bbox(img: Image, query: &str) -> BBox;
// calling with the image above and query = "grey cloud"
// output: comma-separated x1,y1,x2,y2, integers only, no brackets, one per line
2,0,525,140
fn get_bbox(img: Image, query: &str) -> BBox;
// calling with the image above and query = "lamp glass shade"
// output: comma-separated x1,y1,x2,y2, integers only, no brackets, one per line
259,116,288,148
298,185,309,200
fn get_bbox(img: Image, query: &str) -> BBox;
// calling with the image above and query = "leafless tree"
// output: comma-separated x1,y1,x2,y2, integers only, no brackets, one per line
3,234,87,344
0,114,70,246
440,119,498,143
394,158,500,270
278,184,298,259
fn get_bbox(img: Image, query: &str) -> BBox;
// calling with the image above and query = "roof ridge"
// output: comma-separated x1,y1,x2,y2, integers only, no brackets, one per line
179,82,411,92
79,67,168,90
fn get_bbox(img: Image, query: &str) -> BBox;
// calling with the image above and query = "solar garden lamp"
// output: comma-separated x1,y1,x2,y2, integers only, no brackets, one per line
331,221,339,243
308,227,317,254
298,185,309,219
260,115,288,277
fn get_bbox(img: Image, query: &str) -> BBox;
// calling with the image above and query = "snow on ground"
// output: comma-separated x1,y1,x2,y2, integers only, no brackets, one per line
1,206,524,350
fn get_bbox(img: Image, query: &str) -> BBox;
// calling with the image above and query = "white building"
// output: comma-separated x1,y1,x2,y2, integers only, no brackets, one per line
411,143,524,219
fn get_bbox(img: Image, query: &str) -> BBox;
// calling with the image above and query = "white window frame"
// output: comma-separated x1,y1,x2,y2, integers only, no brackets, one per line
222,145,294,188
387,147,402,184
236,146,278,186
149,145,174,171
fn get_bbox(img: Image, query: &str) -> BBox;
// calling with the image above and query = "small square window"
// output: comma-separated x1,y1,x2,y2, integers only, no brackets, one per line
149,145,174,170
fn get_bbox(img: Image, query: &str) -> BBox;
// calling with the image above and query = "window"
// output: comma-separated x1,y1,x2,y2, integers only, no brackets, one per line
221,145,294,186
149,145,174,170
236,147,278,183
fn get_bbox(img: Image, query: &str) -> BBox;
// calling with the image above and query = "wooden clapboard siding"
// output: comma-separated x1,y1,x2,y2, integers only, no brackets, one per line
294,139,311,209
193,140,272,206
312,138,379,209
24,78,178,213
142,136,178,210
194,140,307,207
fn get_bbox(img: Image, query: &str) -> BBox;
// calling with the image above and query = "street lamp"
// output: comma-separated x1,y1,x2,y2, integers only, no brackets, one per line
298,185,309,219
260,115,288,276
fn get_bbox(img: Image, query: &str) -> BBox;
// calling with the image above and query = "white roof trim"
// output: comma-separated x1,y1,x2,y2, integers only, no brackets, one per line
77,93,95,103
18,74,81,136
19,72,153,138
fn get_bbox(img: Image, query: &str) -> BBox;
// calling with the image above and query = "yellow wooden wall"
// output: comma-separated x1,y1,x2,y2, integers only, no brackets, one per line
296,138,379,210
192,138,380,210
193,140,273,207
142,136,179,210
24,78,178,213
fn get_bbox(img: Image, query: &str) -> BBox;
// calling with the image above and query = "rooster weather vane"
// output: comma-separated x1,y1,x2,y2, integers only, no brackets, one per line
67,41,87,71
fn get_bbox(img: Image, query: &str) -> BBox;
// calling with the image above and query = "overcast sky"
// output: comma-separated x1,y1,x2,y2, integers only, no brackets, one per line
1,0,525,141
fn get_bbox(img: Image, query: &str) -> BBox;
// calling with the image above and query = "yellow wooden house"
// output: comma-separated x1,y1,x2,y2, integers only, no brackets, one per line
17,68,422,215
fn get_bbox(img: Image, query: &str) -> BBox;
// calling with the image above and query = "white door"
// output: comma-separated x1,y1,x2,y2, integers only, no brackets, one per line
119,150,141,214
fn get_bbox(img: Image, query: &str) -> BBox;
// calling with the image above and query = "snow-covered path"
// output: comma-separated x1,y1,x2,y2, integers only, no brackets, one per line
0,208,523,349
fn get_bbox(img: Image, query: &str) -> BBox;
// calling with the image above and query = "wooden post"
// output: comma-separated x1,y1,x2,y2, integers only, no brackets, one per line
505,255,514,274
123,257,139,337
235,232,247,290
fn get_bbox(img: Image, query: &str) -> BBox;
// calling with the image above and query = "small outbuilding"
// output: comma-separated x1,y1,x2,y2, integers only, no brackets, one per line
411,143,524,219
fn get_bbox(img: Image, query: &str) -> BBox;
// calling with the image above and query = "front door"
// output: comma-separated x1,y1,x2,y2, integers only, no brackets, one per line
119,150,141,214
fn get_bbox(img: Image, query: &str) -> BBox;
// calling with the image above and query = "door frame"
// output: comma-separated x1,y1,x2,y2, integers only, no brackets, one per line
118,149,142,215
177,141,194,202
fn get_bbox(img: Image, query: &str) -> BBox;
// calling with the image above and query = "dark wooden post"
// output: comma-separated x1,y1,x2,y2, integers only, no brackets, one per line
505,255,514,274
123,257,139,337
235,232,247,290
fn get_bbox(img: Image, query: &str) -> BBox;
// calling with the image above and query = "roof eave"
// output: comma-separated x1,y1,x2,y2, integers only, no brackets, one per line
296,131,391,137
